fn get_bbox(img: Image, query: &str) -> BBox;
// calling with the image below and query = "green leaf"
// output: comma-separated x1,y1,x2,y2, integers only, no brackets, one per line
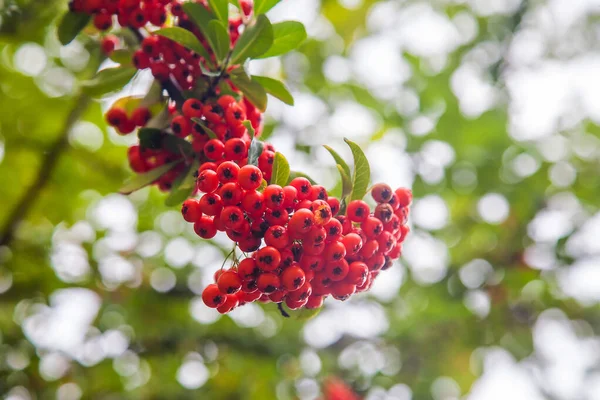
256,21,307,59
108,49,133,65
323,145,351,178
230,69,268,112
337,164,353,199
57,11,91,45
119,162,179,195
257,179,268,193
208,0,228,24
254,0,281,14
181,3,218,64
251,75,294,105
81,66,137,97
208,20,230,62
270,152,290,187
154,27,212,63
230,14,273,64
242,120,255,137
163,135,194,156
288,171,317,185
248,138,265,166
146,107,171,130
191,118,218,139
344,138,371,201
138,128,164,150
165,159,200,206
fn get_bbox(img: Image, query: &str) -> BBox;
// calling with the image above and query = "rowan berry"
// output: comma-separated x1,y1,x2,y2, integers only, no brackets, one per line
202,284,226,308
131,107,151,127
194,216,217,239
225,104,246,127
309,185,328,201
362,217,384,239
346,261,369,286
216,161,240,183
197,169,219,193
181,199,201,223
323,241,346,262
388,192,400,211
133,50,151,69
285,296,307,310
377,231,396,255
290,177,312,200
101,35,118,55
300,254,324,272
204,139,225,160
256,272,280,294
219,182,243,206
183,98,203,119
282,186,298,209
268,290,287,303
238,165,263,190
289,209,314,234
330,281,356,301
327,197,340,215
305,295,324,309
255,246,281,271
106,107,127,127
325,259,349,281
374,203,394,223
281,265,306,291
264,185,285,209
383,214,401,234
280,248,296,268
395,188,413,207
220,206,245,231
371,183,393,203
199,193,223,216
388,244,401,259
238,236,261,252
217,270,242,294
359,239,379,259
323,219,343,242
347,200,370,223
241,280,259,294
342,233,363,256
224,138,247,160
217,95,237,110
241,190,266,217
264,225,289,249
94,12,113,30
117,119,136,135
238,258,259,280
311,200,332,226
217,294,239,313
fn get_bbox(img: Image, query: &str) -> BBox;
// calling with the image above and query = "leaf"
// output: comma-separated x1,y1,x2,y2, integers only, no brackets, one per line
288,171,317,185
270,152,290,187
208,0,228,24
138,128,164,150
191,118,218,139
163,135,194,156
323,145,351,179
81,66,137,97
119,162,179,195
112,96,143,114
208,20,231,62
254,0,281,14
256,21,307,59
257,179,268,192
251,75,294,105
57,11,91,45
165,159,200,206
248,138,265,166
181,3,217,64
230,14,273,64
230,69,268,112
242,120,255,137
344,138,371,201
337,164,353,199
108,49,133,65
146,107,171,130
154,27,212,63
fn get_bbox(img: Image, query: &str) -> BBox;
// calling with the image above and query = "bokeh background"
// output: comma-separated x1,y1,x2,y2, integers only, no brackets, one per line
1,0,600,399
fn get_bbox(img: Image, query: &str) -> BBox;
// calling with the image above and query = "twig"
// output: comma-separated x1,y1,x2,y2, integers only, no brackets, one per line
277,303,290,318
0,94,91,247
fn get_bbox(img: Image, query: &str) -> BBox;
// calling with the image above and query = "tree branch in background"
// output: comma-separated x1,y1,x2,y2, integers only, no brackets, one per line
0,94,91,247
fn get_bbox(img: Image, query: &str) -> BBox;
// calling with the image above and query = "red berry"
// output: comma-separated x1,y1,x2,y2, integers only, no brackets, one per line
300,254,324,272
285,296,307,310
374,203,394,223
256,272,280,294
287,281,312,302
241,191,266,217
289,209,314,234
182,199,201,223
347,200,370,223
305,295,324,309
182,98,203,119
194,216,217,239
325,259,349,281
330,281,355,301
346,261,369,286
371,183,393,203
264,225,290,249
342,233,363,256
101,35,119,55
216,294,239,313
290,177,312,200
255,246,281,271
359,239,379,259
197,169,219,193
323,240,346,262
105,107,127,127
281,265,306,291
202,284,226,308
238,258,259,280
171,115,191,138
219,206,245,231
327,197,340,216
204,139,225,160
224,138,247,160
216,161,240,183
199,193,223,216
131,107,151,127
324,219,343,242
219,182,244,206
217,270,243,294
377,231,396,255
395,188,413,207
238,165,263,190
362,217,384,239
263,185,285,209
309,185,328,201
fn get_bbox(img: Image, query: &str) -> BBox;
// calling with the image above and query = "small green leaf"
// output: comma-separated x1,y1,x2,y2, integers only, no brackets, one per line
119,162,179,195
230,14,273,64
242,120,255,137
344,138,371,201
208,20,231,62
271,152,290,186
257,179,268,193
165,159,200,206
254,0,281,14
138,128,164,150
251,75,294,105
191,118,218,139
230,69,268,111
323,145,351,179
261,123,275,141
256,21,307,59
163,135,194,156
208,0,228,24
248,138,265,166
81,66,137,97
154,27,212,63
288,171,317,185
57,11,91,45
108,49,133,65
337,164,353,199
146,107,171,130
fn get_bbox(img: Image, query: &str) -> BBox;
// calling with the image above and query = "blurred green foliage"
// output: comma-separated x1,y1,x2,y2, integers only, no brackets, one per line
1,1,599,399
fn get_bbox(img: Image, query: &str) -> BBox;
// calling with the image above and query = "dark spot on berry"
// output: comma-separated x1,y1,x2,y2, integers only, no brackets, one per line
208,197,216,205
213,295,223,304
355,207,365,216
328,227,339,236
333,267,342,275
265,285,275,292
293,277,302,288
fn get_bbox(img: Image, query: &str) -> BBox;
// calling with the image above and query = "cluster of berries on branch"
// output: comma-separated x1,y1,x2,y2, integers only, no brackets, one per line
77,0,412,315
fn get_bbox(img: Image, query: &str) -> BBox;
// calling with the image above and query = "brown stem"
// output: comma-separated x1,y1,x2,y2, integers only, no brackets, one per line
277,302,290,318
0,94,91,247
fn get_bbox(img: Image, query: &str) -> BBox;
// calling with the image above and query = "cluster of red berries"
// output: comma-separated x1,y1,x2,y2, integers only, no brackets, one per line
196,179,411,314
69,0,176,31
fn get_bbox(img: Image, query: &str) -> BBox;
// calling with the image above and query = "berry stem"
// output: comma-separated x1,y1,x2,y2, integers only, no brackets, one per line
277,303,290,318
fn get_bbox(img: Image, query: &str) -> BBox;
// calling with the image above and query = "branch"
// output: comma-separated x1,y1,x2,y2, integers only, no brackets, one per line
0,94,91,247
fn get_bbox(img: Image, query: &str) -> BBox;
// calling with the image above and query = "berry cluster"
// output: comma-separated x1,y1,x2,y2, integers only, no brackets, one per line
93,0,411,315
198,180,411,313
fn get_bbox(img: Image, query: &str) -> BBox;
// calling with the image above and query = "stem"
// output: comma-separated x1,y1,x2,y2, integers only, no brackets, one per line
0,94,91,247
277,303,290,318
